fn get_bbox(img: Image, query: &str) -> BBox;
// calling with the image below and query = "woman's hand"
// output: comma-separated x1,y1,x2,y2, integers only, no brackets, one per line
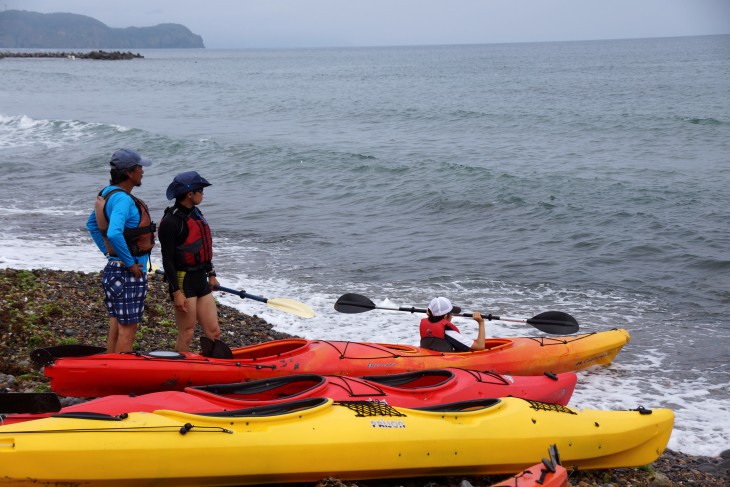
173,290,188,313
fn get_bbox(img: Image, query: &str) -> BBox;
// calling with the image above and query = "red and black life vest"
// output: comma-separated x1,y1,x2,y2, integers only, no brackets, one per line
419,317,461,352
163,206,213,271
95,188,156,257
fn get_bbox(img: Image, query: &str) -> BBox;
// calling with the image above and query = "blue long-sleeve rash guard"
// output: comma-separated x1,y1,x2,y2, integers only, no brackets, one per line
86,186,149,269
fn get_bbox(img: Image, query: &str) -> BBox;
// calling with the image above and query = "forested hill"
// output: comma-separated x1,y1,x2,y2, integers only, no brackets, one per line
0,10,205,48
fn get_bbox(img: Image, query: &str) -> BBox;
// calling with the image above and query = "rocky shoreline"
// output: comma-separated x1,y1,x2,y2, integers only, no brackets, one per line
0,268,727,486
0,50,143,60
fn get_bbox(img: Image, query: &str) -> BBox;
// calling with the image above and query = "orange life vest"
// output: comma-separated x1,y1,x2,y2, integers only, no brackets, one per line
94,188,156,257
419,317,460,352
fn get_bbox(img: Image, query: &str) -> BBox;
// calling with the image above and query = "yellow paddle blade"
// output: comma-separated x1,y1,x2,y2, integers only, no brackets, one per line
267,298,316,319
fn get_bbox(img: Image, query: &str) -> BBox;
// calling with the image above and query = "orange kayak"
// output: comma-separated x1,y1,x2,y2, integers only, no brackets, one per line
42,329,629,397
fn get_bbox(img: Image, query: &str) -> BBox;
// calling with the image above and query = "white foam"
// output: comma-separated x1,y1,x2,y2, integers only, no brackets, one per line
571,361,730,456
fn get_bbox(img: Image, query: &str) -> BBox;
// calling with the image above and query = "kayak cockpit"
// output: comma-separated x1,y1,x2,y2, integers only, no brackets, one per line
362,369,455,389
230,339,310,360
480,339,513,351
189,375,326,400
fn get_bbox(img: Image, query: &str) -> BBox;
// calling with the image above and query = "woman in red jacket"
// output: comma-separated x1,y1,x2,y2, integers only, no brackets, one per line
159,171,221,353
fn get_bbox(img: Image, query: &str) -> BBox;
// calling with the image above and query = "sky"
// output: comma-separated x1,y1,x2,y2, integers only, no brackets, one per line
5,0,730,49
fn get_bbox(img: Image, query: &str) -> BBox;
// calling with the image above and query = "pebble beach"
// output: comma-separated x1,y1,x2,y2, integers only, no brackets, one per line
0,268,727,486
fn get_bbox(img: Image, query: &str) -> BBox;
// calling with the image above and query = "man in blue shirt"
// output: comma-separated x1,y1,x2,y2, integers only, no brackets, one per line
87,149,155,353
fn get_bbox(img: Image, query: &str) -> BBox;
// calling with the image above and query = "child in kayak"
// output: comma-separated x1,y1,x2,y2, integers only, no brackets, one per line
420,297,486,352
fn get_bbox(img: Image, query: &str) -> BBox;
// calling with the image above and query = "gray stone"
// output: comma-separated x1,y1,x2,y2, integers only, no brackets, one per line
0,374,17,388
648,471,672,487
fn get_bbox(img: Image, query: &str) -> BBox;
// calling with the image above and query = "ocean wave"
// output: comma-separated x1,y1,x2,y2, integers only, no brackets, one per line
0,113,131,149
1,205,88,217
682,116,726,125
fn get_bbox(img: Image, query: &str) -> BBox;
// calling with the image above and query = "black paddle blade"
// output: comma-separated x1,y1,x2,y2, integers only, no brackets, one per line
334,293,376,314
527,311,580,334
0,392,61,414
30,344,106,366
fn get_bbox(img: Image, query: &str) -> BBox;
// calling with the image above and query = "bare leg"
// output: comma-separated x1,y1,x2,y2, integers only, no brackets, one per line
106,317,119,353
115,323,138,353
175,297,198,352
196,293,221,341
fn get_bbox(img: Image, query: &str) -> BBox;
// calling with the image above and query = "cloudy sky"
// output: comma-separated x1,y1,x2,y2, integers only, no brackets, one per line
6,0,730,49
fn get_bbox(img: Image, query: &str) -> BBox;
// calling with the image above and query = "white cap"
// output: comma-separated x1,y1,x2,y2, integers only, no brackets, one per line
428,297,461,317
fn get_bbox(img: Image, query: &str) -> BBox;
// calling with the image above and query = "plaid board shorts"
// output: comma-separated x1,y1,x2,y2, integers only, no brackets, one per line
102,262,148,325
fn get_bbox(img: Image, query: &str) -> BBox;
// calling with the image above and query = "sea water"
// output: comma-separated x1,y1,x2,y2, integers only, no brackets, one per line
1,35,728,456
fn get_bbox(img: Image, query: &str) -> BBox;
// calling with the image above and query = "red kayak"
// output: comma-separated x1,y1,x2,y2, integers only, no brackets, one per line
1,368,577,424
40,329,628,397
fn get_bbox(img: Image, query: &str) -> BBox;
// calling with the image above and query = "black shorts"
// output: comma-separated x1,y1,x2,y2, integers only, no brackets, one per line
173,269,212,299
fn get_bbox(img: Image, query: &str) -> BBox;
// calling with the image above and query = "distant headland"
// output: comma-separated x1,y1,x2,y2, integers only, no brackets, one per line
0,10,205,49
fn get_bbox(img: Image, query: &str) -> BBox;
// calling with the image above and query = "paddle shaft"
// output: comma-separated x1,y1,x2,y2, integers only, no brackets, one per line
363,304,541,325
154,269,266,302
213,285,268,304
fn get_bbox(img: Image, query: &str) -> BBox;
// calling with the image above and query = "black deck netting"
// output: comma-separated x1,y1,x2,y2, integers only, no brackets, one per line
525,399,577,415
334,401,408,418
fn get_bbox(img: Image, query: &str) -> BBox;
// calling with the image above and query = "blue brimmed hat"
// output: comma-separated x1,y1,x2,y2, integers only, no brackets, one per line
166,171,211,200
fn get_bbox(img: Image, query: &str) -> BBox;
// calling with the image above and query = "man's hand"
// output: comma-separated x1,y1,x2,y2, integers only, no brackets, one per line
129,263,143,278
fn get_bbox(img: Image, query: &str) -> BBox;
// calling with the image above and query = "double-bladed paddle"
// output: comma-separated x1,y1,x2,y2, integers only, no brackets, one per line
334,293,579,335
30,344,106,366
154,269,315,319
0,392,61,414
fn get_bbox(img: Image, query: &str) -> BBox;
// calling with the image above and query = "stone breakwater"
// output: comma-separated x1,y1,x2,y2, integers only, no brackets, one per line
0,268,727,486
0,50,143,60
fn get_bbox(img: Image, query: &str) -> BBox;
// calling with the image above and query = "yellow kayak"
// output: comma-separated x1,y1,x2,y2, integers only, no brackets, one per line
0,397,673,486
